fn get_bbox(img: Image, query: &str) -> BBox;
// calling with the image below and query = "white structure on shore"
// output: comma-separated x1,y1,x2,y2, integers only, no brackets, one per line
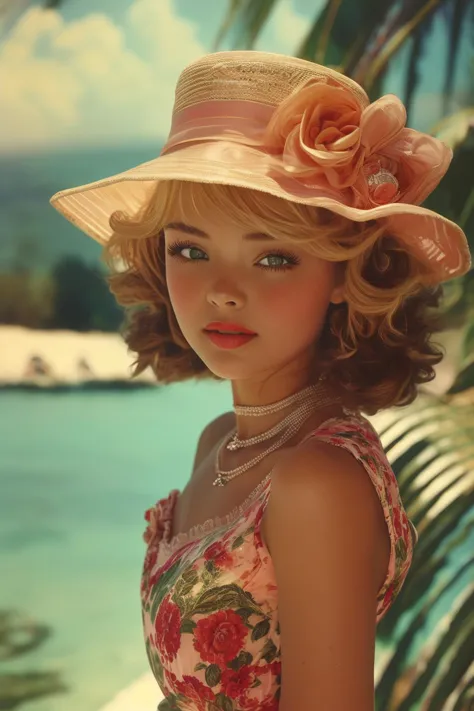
0,326,156,386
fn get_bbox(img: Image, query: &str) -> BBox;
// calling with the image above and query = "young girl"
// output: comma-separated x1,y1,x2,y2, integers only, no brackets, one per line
51,51,471,711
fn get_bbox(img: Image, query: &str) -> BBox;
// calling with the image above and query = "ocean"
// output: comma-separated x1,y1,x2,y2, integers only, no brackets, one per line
0,142,163,272
0,382,232,711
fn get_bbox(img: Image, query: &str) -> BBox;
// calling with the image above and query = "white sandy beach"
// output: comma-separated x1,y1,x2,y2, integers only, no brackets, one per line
0,325,155,386
98,673,163,711
0,324,461,391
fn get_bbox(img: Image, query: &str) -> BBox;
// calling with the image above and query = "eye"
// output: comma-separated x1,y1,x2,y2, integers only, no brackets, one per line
166,240,208,261
257,250,301,271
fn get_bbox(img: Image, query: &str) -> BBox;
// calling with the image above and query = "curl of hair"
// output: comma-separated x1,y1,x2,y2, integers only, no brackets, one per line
102,181,445,416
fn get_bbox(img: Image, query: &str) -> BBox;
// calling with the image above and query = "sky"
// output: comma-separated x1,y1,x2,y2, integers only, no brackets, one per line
0,0,471,154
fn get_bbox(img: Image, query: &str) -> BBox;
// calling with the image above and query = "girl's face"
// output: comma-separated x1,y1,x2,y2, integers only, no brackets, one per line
163,199,345,383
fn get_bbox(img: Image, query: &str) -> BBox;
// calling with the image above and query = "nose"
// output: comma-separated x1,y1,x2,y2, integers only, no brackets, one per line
206,280,246,309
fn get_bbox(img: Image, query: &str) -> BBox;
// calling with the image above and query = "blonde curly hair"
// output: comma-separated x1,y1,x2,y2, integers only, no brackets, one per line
102,180,445,416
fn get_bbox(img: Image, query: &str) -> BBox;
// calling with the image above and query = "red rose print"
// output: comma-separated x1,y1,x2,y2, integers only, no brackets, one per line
154,595,181,663
382,581,395,608
143,549,157,574
204,541,234,568
393,506,404,539
193,609,248,664
385,485,393,508
143,491,179,546
164,669,178,693
245,697,279,711
255,660,281,678
239,569,253,584
220,665,253,701
149,552,179,588
174,676,215,711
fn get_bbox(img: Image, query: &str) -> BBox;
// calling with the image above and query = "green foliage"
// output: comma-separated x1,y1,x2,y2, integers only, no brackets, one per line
0,273,54,328
0,257,124,332
48,256,123,332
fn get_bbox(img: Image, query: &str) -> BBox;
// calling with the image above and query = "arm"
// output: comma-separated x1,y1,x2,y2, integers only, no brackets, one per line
264,439,389,711
191,411,236,474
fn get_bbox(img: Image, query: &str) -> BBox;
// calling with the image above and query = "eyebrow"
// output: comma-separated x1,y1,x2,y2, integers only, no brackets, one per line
164,221,276,241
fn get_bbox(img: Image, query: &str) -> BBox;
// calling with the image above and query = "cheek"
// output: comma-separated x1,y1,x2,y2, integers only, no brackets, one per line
262,278,329,331
165,264,199,317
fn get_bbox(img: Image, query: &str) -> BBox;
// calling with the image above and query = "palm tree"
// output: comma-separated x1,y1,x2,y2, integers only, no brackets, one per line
215,3,474,709
214,0,471,105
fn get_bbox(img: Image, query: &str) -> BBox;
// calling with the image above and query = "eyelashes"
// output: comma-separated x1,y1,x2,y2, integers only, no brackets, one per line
166,239,301,272
166,239,205,259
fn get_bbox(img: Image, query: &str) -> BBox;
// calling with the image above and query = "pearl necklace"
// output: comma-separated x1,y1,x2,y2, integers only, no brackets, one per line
213,379,344,487
227,383,327,451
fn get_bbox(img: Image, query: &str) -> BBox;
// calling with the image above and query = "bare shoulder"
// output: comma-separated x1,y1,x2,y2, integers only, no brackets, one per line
263,439,385,710
265,437,388,586
192,410,235,474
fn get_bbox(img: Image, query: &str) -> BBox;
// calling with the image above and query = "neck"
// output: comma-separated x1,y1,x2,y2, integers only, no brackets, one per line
230,373,340,440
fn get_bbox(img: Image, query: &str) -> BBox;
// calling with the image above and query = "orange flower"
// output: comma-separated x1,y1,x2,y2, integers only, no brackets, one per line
264,79,452,209
264,79,363,190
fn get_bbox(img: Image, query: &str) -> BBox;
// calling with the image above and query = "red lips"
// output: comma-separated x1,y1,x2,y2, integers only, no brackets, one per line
204,321,257,335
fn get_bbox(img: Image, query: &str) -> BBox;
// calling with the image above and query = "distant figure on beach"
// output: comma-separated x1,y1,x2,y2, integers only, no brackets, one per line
51,51,470,711
23,354,55,382
77,357,94,381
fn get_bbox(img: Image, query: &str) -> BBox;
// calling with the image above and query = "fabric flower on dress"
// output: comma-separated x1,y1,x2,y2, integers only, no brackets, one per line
143,490,178,546
263,78,452,209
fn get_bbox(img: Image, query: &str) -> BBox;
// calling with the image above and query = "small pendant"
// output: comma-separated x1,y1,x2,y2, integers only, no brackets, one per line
213,475,227,487
226,438,240,451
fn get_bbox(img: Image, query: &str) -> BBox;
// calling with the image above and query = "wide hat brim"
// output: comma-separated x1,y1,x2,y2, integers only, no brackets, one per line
50,140,471,284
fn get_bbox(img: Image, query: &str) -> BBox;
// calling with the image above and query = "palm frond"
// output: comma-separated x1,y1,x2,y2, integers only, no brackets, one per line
377,568,473,709
404,23,429,122
353,0,444,91
371,390,474,708
296,0,391,72
307,0,343,65
213,0,246,51
443,0,471,113
430,108,474,150
214,0,281,50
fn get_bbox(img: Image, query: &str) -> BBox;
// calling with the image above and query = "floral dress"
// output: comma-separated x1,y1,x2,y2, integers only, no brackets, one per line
141,413,418,711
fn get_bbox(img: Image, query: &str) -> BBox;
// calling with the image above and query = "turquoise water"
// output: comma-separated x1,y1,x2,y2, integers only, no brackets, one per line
0,382,232,711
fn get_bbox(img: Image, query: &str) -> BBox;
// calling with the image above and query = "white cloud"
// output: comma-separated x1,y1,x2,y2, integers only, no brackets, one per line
0,0,206,152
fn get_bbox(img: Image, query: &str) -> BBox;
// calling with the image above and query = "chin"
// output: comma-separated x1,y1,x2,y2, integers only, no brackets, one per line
198,357,255,381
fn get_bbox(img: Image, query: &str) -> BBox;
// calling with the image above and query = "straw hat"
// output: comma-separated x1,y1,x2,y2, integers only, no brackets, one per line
50,51,471,284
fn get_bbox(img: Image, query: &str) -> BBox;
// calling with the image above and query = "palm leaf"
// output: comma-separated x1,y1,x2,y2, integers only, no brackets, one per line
443,0,471,113
431,108,474,151
295,0,342,65
353,0,445,90
371,390,474,708
403,21,432,122
296,0,391,71
213,0,249,51
214,0,281,50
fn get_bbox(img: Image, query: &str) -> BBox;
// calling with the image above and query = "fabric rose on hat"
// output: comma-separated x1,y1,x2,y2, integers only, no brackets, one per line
264,78,452,209
264,80,364,190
